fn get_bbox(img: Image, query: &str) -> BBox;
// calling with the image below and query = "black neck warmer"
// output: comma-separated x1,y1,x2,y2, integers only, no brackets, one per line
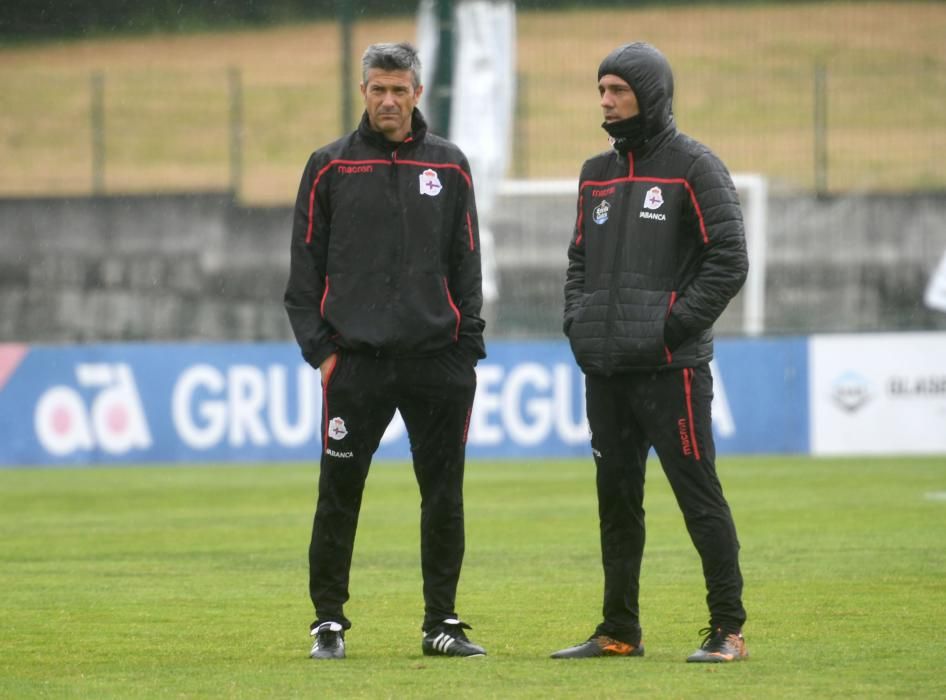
602,114,648,154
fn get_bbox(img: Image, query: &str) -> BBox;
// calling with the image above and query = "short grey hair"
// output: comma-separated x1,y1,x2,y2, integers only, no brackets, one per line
361,42,422,89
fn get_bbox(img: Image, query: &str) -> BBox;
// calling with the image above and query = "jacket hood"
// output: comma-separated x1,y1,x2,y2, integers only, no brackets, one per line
598,42,675,142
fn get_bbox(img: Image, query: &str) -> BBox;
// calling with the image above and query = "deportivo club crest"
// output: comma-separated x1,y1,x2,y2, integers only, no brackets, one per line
419,168,443,196
644,186,664,210
593,200,610,224
327,417,348,440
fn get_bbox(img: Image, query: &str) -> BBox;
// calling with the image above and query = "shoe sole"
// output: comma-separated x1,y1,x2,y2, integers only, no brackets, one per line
686,652,748,663
551,646,644,659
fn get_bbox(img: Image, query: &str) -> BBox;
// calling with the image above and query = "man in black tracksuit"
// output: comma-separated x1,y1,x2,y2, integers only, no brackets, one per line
284,43,486,660
551,43,750,663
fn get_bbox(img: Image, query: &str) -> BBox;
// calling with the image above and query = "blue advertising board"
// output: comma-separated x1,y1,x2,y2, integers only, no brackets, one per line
0,339,808,467
712,337,809,454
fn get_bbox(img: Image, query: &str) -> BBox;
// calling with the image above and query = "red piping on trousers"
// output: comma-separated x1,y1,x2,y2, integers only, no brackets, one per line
321,355,338,453
683,368,702,461
462,406,472,445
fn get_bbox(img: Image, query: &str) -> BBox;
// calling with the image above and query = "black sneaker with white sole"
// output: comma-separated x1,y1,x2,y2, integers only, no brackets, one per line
422,619,486,657
309,621,345,660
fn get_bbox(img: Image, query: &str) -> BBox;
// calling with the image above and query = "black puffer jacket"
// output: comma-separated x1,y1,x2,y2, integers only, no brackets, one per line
284,109,485,369
563,43,748,376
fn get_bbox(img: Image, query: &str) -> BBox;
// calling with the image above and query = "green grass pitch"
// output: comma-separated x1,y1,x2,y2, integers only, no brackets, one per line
2,455,945,698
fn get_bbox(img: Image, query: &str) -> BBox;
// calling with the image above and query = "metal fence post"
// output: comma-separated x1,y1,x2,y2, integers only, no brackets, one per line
429,0,455,135
814,61,828,196
90,70,105,195
229,66,243,198
513,71,528,178
337,0,354,132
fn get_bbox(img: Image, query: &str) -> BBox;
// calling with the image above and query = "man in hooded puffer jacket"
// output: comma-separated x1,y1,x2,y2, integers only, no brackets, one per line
552,42,749,663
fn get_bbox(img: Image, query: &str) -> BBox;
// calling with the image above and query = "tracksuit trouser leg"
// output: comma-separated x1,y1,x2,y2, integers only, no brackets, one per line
308,350,476,632
585,364,746,642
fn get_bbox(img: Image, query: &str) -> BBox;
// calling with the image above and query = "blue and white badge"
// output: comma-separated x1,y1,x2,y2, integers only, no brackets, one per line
644,186,664,210
593,200,610,225
419,169,443,197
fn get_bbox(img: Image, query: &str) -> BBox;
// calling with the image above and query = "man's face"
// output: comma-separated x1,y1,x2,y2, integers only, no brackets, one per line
598,74,640,123
361,68,422,142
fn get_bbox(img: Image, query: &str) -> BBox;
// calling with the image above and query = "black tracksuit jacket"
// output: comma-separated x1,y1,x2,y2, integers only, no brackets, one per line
564,52,748,376
285,110,485,369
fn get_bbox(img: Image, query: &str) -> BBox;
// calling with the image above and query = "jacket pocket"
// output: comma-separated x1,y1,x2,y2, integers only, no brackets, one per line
563,291,591,336
322,351,348,388
662,290,679,363
566,289,611,368
608,287,675,369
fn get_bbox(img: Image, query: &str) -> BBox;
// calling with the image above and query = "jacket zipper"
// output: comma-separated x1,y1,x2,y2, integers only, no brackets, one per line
390,147,405,303
602,166,633,374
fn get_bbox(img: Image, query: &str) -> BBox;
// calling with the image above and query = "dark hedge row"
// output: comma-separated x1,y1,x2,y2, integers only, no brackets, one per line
0,0,820,41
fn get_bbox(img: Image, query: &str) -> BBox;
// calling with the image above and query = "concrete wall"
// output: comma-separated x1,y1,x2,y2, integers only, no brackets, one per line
2,190,946,342
0,193,293,342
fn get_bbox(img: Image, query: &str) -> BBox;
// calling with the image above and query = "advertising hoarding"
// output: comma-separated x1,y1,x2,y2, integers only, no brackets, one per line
0,338,808,466
810,333,946,455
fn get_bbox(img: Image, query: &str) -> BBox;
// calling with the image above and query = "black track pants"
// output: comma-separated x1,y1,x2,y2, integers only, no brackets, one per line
308,348,476,632
585,364,745,642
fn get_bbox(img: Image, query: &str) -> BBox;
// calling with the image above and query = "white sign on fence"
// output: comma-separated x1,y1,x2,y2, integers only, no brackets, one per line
811,333,946,455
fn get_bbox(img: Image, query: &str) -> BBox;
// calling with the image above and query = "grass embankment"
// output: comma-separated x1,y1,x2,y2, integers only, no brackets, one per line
0,3,944,200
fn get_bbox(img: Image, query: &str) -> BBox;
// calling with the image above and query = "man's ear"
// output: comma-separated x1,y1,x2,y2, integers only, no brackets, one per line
413,84,424,103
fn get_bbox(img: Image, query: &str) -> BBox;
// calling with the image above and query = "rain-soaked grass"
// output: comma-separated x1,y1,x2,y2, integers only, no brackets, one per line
1,455,945,698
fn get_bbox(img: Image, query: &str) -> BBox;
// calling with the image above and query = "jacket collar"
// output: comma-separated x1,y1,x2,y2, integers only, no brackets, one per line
357,108,428,151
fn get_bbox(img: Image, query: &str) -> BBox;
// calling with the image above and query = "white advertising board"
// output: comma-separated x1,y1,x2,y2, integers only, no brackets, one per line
811,333,946,455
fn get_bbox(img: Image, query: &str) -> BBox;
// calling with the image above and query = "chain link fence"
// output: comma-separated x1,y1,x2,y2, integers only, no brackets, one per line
1,4,945,340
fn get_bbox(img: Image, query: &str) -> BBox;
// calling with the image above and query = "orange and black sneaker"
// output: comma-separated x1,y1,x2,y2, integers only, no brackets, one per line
550,634,644,659
686,626,748,663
